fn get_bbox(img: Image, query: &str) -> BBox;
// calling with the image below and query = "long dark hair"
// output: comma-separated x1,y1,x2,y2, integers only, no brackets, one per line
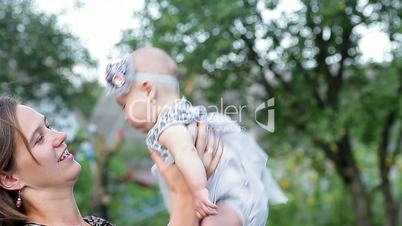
0,96,30,226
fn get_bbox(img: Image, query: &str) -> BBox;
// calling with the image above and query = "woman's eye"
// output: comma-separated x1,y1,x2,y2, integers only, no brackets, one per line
35,135,44,145
45,123,52,129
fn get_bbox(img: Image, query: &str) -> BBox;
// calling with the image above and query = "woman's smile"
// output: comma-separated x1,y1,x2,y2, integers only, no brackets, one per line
57,149,73,162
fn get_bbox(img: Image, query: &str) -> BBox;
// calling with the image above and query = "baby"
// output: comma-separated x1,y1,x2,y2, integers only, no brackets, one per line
105,47,287,226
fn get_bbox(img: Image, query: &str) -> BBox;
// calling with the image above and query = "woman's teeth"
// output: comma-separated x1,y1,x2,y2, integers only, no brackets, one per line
58,150,70,162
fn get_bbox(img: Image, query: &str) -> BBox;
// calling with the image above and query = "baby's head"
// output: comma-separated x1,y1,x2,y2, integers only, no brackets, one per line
105,47,180,133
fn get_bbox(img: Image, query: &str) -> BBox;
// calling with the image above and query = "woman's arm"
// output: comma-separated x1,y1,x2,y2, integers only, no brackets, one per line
149,122,223,226
149,151,198,226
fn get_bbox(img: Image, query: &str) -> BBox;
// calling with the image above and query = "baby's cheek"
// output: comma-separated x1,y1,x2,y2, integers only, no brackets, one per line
125,107,140,123
131,117,144,129
124,111,139,128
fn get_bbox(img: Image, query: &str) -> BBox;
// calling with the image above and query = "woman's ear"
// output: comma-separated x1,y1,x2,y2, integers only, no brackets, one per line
141,81,157,101
0,172,21,191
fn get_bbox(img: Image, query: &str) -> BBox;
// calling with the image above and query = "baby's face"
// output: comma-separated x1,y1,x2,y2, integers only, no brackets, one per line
116,85,157,133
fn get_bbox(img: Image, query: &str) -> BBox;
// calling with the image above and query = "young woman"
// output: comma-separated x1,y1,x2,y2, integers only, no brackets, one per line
0,96,223,226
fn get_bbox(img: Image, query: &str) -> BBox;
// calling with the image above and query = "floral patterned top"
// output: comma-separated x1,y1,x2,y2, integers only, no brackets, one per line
146,97,207,165
25,215,114,226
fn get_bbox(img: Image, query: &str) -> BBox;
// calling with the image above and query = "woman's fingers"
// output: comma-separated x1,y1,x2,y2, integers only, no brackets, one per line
148,148,163,165
197,206,207,218
201,200,218,216
195,211,202,219
148,148,168,172
202,130,215,167
204,133,224,178
207,207,218,215
202,204,214,216
204,199,218,210
195,122,208,157
194,122,224,178
208,138,224,177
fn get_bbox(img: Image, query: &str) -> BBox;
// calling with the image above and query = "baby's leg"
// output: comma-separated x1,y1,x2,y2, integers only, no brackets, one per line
201,205,242,226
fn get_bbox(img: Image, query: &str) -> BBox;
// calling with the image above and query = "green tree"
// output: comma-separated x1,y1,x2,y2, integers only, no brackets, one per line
121,0,402,226
0,0,100,117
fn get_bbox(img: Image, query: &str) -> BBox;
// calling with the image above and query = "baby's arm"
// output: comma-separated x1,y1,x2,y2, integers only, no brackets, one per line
159,124,218,218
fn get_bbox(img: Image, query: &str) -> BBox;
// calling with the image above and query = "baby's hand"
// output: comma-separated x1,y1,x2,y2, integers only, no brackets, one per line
193,188,218,219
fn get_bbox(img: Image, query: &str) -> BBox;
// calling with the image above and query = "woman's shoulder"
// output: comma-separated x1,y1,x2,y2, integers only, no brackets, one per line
24,216,114,226
83,216,115,226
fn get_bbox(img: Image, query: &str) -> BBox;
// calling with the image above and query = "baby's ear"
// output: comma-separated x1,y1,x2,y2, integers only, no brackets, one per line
0,172,21,191
141,81,157,100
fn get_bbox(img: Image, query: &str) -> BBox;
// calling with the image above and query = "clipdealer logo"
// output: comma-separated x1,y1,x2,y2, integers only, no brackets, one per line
254,98,275,132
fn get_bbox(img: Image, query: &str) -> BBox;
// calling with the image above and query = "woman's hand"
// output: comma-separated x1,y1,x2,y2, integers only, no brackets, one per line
148,150,189,194
195,122,223,178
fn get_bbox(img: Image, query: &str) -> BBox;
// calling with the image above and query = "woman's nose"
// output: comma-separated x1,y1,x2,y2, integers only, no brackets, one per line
52,130,67,147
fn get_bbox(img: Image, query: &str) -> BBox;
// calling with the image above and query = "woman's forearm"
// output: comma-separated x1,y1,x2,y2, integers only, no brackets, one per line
169,192,199,226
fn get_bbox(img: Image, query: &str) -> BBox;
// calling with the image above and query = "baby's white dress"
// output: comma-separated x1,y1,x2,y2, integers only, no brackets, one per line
147,97,287,226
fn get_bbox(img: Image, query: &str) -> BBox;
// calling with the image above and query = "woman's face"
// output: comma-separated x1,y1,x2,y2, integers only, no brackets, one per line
13,105,81,190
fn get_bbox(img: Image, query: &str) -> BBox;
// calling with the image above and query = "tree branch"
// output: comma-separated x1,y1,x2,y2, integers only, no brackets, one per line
368,182,383,200
390,126,402,166
290,55,325,108
313,139,339,163
241,34,275,97
379,111,397,176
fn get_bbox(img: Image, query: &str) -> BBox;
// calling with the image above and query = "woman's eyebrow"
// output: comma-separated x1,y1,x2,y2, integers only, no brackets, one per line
29,116,46,145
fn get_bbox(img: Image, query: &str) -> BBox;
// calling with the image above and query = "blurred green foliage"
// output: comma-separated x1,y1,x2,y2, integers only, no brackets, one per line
0,0,101,117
